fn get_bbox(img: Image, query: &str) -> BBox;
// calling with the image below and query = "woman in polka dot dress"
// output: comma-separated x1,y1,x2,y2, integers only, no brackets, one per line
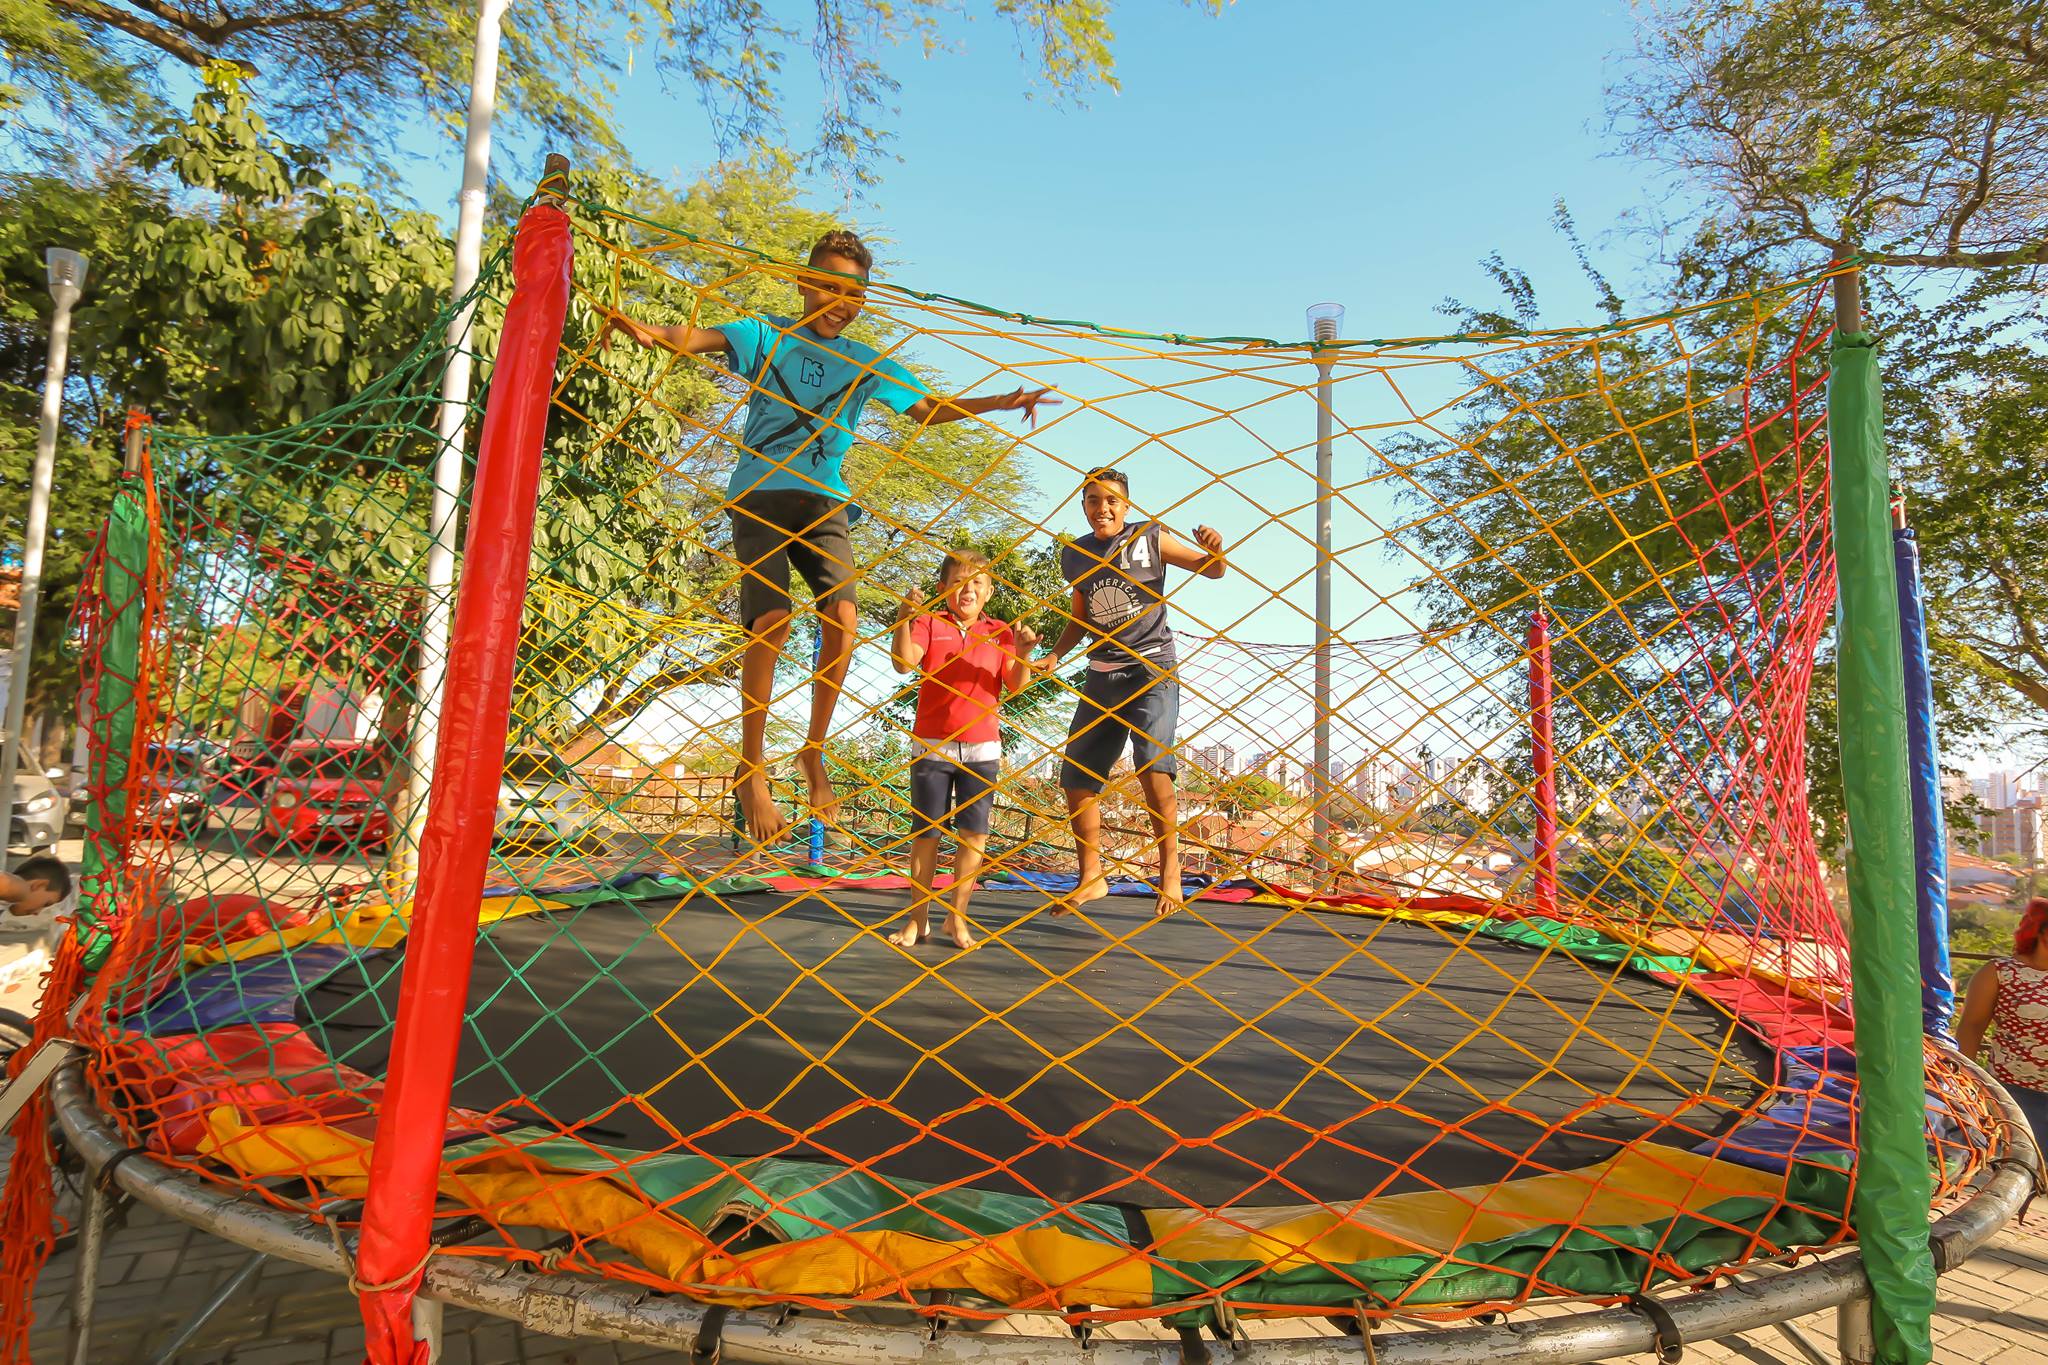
1958,897,2048,1139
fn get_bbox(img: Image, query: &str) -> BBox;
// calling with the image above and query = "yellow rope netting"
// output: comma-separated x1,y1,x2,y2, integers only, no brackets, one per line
58,200,2001,1338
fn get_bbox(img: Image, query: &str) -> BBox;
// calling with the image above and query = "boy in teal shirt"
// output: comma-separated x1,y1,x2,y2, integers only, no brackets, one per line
604,230,1054,844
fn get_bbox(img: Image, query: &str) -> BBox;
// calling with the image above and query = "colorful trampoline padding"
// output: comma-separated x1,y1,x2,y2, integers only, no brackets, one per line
81,866,1979,1316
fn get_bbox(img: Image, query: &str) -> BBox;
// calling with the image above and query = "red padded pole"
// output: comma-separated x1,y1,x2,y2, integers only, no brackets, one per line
1528,607,1559,916
355,197,572,1363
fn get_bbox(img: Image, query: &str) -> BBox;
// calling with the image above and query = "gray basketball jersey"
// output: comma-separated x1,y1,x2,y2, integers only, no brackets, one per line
1060,521,1177,668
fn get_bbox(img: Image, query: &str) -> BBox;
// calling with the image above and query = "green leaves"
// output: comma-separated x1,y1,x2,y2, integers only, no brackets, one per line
12,0,1218,196
1617,0,2048,270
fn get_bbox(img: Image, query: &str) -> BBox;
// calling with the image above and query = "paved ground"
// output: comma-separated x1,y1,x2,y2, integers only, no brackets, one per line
11,1187,2048,1362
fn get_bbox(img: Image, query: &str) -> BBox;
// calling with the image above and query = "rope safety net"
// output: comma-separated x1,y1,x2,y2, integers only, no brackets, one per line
2,188,2005,1346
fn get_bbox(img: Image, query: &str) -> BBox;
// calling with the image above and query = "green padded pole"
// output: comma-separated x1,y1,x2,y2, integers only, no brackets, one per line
1827,267,1935,1365
76,468,148,970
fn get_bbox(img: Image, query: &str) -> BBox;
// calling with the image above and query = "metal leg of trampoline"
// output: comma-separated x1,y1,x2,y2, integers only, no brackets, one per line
65,1178,113,1365
414,1295,445,1361
145,1248,267,1365
1767,1316,1835,1365
1835,1298,1876,1365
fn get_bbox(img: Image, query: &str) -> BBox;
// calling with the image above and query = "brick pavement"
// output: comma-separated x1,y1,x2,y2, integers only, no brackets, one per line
16,1193,2048,1363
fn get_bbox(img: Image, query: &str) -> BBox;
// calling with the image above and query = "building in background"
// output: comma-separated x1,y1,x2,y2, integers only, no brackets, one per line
1980,798,2045,867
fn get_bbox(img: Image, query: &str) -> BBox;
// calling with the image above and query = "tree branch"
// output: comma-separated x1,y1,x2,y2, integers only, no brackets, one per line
1850,241,2048,270
1935,636,2048,714
52,0,213,68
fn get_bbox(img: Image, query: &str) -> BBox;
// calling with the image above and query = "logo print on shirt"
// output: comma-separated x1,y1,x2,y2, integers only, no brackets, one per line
799,356,827,387
1087,580,1143,631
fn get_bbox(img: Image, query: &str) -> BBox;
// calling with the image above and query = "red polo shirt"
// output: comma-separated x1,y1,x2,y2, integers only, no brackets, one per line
911,612,1014,744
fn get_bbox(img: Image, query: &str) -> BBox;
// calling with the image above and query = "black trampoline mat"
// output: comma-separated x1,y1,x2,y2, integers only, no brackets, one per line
300,888,1771,1208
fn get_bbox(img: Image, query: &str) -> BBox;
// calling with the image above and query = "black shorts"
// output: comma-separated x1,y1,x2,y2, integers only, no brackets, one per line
908,756,999,838
729,490,857,629
1058,663,1180,792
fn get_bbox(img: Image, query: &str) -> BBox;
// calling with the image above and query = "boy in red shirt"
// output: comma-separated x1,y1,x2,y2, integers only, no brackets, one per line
889,551,1039,950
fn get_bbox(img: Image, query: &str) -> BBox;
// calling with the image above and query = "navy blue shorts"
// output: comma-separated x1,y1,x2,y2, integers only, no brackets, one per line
908,756,999,838
1058,663,1179,792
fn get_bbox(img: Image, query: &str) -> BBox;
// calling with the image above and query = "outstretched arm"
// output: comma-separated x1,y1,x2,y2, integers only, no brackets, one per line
598,309,732,357
906,387,1059,429
1957,964,2000,1061
1160,525,1228,580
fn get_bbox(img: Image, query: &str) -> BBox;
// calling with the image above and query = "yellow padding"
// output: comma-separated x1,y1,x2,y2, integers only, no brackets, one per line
1639,928,1846,1005
696,1226,1156,1308
1144,1146,1788,1268
1247,893,1483,932
181,894,564,968
195,1112,1155,1305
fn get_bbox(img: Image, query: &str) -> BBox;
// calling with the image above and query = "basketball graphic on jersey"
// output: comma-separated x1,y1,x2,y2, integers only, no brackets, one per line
1087,579,1143,631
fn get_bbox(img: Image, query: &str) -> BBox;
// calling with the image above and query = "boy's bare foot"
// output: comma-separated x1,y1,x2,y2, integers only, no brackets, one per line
1154,888,1184,918
1050,875,1111,918
887,922,928,949
943,915,976,951
734,769,790,846
796,745,841,832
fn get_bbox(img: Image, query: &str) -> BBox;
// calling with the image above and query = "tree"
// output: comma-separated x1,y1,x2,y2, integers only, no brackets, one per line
4,1,1225,182
1389,209,1830,859
1877,273,2048,743
1183,768,1284,820
0,75,1064,780
0,73,461,749
1616,0,2048,273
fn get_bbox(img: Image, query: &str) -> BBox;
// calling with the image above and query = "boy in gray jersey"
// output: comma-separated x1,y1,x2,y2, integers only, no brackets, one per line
1038,468,1227,917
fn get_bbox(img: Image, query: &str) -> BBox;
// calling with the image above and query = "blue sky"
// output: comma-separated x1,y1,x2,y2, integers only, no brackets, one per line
411,2,1668,340
461,1,1703,766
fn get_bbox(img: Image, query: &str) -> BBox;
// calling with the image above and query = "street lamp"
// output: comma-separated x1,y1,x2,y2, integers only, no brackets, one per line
2,249,89,856
1307,301,1344,875
396,0,514,905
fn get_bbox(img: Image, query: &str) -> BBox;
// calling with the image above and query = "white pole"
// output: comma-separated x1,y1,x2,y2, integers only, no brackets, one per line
2,249,87,854
394,0,513,903
1307,302,1344,877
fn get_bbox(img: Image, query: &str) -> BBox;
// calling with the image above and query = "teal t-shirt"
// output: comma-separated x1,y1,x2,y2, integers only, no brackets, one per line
717,315,930,501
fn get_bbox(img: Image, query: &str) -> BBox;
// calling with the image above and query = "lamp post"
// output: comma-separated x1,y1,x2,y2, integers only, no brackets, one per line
1306,302,1344,875
395,0,513,904
2,248,88,855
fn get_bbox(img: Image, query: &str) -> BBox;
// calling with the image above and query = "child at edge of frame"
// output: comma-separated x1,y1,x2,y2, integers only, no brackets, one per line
600,229,1056,848
888,549,1042,951
1036,466,1227,919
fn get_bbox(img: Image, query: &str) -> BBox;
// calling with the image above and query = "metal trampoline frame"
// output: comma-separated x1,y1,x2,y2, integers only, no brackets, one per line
46,1052,2038,1365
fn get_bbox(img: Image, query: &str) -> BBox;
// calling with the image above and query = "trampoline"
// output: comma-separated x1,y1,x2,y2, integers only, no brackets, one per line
300,884,1774,1209
4,187,2023,1365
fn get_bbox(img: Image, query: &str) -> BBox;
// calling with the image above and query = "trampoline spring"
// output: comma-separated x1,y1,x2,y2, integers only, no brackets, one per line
1066,1308,1094,1350
429,1215,493,1249
691,1303,728,1363
925,1288,951,1342
1626,1291,1686,1363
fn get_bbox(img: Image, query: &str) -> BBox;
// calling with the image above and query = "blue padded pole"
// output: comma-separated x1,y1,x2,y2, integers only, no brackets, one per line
810,616,826,866
1892,496,1954,1040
